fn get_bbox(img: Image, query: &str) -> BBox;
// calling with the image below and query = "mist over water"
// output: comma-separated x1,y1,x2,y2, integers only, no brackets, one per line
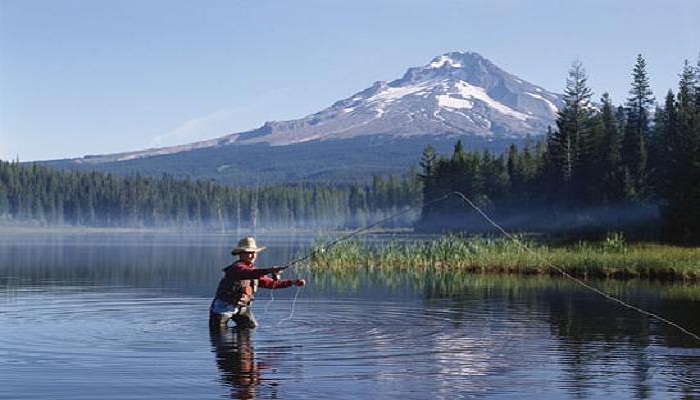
420,202,661,238
0,232,698,399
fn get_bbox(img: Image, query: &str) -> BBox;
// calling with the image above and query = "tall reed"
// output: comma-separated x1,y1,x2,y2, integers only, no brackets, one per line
307,233,700,282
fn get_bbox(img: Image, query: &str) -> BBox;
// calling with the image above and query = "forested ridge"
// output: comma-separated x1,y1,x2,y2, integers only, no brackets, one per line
0,162,421,230
2,55,699,243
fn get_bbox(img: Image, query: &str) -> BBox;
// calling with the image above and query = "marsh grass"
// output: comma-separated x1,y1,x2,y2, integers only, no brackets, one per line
308,233,700,282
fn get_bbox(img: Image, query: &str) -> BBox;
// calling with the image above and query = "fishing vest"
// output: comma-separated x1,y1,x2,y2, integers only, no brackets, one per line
215,262,260,308
233,278,259,308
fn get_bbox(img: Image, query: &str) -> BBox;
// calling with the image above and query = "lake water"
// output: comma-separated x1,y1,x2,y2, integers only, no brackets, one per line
1,232,699,399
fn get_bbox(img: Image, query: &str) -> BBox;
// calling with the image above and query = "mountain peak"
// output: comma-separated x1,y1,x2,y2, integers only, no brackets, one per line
66,51,564,163
397,51,507,88
426,53,467,69
427,51,488,68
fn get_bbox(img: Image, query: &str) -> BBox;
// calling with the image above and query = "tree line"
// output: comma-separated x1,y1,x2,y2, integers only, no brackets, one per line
0,161,421,230
418,55,700,244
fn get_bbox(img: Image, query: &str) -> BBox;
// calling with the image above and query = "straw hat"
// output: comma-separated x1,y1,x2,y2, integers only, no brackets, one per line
231,237,267,255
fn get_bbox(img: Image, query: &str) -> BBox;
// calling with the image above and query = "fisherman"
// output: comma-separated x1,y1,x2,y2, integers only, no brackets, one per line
209,236,306,329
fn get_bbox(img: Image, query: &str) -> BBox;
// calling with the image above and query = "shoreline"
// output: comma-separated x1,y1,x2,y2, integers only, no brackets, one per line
4,224,698,282
308,236,700,282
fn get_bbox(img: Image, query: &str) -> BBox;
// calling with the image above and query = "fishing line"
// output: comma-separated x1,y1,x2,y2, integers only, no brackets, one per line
268,193,454,323
277,285,303,326
447,190,700,342
288,195,451,267
269,189,698,341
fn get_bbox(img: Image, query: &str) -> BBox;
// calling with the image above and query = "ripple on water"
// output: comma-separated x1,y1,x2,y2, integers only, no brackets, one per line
252,298,522,383
2,288,207,363
2,287,699,400
1,287,223,400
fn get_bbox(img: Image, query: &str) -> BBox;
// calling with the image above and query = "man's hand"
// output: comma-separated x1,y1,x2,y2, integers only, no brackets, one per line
268,266,283,280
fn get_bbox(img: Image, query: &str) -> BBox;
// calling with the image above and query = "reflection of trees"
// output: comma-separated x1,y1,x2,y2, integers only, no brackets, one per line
543,289,647,398
542,285,700,397
0,234,307,295
209,328,263,400
311,268,700,397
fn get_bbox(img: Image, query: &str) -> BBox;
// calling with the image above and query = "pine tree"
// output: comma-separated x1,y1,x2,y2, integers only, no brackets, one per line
418,145,438,218
0,177,10,217
506,144,524,201
597,93,625,202
479,150,509,207
546,60,597,203
622,54,655,200
650,91,678,197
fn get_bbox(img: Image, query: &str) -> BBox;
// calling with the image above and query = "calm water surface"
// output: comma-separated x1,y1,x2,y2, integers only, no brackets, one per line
1,232,699,399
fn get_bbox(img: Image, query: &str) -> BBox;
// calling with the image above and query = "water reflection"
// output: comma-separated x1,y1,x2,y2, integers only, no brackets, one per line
0,232,309,296
306,267,700,398
210,328,268,400
309,266,700,345
1,233,699,399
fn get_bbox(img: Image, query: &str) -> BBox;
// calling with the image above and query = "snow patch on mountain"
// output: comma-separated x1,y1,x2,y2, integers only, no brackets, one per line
450,81,530,120
428,55,463,69
525,92,559,114
436,94,474,110
368,82,433,103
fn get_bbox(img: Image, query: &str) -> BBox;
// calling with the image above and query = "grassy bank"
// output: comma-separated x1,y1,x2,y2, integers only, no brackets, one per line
307,233,700,282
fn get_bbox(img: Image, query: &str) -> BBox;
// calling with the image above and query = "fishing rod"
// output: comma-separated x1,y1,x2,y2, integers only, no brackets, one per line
267,192,455,319
273,190,700,342
278,191,454,272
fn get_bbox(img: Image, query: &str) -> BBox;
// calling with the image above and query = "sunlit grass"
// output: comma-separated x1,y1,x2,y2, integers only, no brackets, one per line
307,233,700,282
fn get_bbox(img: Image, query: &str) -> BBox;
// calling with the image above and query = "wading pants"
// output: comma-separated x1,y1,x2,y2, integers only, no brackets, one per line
209,306,258,329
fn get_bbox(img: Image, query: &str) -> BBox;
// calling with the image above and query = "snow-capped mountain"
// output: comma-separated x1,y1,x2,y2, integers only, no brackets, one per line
251,51,562,145
75,51,562,164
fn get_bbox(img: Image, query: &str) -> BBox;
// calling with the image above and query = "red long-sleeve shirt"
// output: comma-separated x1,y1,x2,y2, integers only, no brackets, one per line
215,261,294,304
226,261,294,289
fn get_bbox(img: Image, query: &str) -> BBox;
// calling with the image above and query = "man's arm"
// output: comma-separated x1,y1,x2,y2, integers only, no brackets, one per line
228,263,281,280
258,276,305,289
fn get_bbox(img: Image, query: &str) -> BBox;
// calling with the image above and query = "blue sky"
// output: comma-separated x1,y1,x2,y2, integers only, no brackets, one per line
1,0,698,161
